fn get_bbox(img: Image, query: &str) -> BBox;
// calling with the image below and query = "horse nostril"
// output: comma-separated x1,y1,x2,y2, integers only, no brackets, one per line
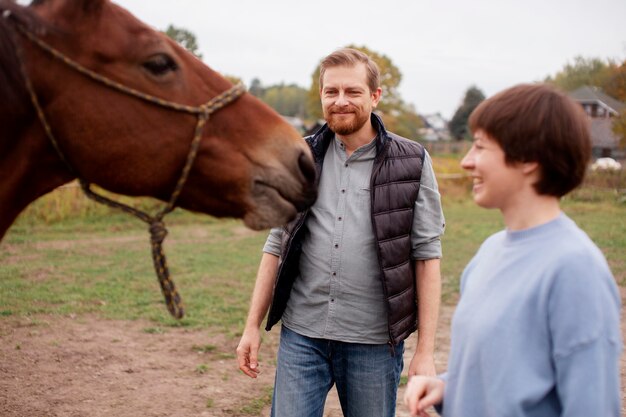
298,151,316,184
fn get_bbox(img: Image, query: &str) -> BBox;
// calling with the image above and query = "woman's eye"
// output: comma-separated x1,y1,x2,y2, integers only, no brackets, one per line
142,54,178,76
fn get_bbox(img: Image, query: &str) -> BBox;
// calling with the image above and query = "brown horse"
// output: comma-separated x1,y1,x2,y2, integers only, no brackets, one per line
0,0,317,241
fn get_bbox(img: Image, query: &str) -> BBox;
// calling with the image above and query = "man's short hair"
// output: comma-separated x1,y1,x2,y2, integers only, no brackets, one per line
469,83,591,197
319,48,380,93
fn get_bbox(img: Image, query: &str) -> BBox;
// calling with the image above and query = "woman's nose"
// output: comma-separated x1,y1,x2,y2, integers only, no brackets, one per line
460,151,473,170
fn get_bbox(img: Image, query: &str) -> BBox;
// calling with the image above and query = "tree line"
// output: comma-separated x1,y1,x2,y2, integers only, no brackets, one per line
165,25,625,146
165,26,423,139
244,44,424,139
448,57,626,143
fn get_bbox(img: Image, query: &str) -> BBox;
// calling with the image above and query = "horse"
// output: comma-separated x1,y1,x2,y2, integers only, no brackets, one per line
0,0,317,317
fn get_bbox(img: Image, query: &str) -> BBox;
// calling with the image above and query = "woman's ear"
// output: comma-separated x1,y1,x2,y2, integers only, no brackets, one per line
521,161,540,176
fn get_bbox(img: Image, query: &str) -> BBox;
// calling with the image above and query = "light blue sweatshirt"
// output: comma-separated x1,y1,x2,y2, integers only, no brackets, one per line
439,213,622,417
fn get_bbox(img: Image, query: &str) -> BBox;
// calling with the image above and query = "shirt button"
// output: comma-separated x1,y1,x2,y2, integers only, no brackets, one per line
332,272,336,276
338,217,342,221
334,244,339,248
341,189,346,193
344,163,348,167
330,299,335,302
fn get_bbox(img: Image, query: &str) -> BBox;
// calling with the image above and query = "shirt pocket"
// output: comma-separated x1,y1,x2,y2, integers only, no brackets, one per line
357,187,371,207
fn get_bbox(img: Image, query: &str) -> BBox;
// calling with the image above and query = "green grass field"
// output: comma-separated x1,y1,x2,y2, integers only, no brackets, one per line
1,168,625,330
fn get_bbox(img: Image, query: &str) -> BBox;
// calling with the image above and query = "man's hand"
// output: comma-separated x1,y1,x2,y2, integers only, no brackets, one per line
236,327,262,378
407,351,436,377
236,252,279,378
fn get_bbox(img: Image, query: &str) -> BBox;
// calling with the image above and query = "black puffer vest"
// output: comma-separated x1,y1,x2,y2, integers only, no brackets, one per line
265,114,425,345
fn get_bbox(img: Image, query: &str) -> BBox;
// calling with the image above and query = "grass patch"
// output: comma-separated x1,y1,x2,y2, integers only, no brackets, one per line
195,364,209,374
143,327,165,334
1,208,266,330
192,344,217,354
1,162,624,329
239,386,273,415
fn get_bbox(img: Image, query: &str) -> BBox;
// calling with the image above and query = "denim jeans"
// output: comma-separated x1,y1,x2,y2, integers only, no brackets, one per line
271,325,404,417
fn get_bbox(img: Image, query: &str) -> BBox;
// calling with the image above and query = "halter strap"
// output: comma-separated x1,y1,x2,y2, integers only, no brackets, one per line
18,25,245,116
10,19,246,319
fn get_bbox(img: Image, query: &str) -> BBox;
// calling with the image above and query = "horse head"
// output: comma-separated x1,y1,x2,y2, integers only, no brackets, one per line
0,0,317,238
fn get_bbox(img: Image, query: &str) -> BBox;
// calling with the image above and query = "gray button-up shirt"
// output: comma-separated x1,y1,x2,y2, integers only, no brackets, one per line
263,135,445,343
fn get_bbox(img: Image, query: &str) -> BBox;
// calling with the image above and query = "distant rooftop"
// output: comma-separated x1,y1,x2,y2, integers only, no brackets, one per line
568,86,625,114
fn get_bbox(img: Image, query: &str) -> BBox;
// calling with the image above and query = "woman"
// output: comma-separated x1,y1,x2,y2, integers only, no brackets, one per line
404,83,622,417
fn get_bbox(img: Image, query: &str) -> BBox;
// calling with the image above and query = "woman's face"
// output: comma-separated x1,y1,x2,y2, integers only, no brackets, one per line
461,130,529,211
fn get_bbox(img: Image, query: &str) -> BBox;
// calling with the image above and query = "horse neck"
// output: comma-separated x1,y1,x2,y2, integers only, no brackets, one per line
0,118,73,240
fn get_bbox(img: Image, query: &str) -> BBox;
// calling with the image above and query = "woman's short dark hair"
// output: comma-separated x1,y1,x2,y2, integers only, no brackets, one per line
469,83,591,197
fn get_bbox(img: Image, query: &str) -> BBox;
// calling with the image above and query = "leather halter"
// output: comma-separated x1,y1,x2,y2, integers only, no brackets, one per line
7,12,246,319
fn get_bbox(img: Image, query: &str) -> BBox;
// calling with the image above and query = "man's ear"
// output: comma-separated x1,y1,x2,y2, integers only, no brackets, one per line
371,87,382,107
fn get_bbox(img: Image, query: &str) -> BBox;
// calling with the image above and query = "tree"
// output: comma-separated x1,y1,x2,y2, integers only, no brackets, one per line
544,56,613,92
603,61,626,102
306,66,323,120
164,24,202,59
449,86,485,140
382,103,424,140
605,63,626,147
261,83,308,118
249,78,264,97
243,79,310,118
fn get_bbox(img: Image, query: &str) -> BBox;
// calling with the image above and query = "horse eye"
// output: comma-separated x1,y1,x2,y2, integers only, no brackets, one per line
142,54,178,76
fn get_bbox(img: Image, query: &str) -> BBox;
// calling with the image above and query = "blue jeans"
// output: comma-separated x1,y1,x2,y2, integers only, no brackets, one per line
271,325,404,417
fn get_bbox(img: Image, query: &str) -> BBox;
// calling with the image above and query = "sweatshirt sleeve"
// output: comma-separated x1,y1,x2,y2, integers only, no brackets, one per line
553,338,621,416
549,251,622,416
433,372,447,415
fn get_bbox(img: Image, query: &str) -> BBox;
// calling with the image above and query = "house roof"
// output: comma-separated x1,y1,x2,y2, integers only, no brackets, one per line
569,86,626,114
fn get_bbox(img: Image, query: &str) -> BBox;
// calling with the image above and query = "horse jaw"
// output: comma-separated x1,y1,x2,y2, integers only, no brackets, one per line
242,181,299,230
243,201,297,230
244,151,316,229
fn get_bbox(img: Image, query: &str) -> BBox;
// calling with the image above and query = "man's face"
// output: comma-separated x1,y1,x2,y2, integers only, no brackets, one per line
320,64,381,136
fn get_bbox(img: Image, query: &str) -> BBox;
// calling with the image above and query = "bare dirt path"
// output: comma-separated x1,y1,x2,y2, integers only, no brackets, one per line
1,300,623,416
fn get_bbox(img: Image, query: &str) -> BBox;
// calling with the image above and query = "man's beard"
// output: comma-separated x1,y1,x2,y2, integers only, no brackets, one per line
324,107,369,136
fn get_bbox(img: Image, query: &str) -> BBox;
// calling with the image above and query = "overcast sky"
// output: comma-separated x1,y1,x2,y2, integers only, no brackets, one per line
114,0,626,119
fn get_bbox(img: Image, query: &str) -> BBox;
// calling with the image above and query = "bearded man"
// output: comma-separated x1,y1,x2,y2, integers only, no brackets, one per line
236,48,445,417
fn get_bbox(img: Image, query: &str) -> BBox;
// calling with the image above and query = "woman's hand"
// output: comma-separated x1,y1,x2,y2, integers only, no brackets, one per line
403,375,445,417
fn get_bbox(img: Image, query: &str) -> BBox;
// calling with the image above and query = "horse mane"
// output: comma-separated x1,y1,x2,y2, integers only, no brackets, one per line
0,0,48,119
31,0,105,14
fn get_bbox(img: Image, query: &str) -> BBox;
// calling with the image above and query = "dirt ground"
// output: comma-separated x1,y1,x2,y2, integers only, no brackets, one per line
1,300,624,417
